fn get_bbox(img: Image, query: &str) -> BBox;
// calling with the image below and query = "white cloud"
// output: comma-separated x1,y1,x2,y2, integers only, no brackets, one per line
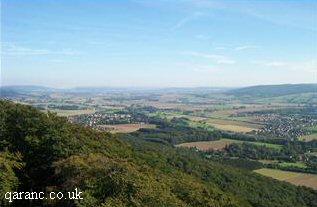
234,45,258,51
290,60,317,73
171,12,204,30
174,61,221,73
265,61,288,67
1,43,80,56
214,46,226,50
251,59,317,73
195,34,210,40
184,51,235,64
192,65,220,73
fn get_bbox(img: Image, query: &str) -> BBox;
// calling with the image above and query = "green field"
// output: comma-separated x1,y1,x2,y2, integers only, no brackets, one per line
278,162,307,169
177,138,282,151
299,126,317,142
205,118,262,133
43,108,95,117
258,161,307,169
254,168,317,190
250,141,282,150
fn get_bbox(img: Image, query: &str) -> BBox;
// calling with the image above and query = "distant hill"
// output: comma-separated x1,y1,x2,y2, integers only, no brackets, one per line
0,85,230,95
227,84,317,97
1,84,316,97
0,85,57,97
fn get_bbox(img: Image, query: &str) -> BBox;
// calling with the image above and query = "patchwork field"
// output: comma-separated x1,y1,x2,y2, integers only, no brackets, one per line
176,139,239,151
205,118,262,133
254,168,317,190
278,162,307,169
45,109,96,117
300,133,317,142
98,123,156,133
176,139,282,151
209,104,282,118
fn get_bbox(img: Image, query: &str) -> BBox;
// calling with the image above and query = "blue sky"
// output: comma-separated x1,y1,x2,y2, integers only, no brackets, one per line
1,0,316,88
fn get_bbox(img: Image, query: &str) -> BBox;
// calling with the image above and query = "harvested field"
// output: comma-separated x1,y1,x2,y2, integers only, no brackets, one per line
206,118,261,133
46,109,95,117
98,123,156,133
176,139,282,151
176,139,239,151
299,133,317,142
254,168,317,190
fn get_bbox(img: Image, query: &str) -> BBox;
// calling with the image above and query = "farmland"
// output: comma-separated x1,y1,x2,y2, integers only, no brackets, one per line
97,123,156,133
254,168,317,190
176,139,239,151
299,126,317,142
300,133,317,142
176,138,282,151
205,118,260,133
44,108,96,117
2,84,317,193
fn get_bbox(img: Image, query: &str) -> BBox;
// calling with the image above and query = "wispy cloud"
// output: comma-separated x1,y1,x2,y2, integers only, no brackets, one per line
214,46,226,50
252,59,317,73
184,51,235,64
265,61,287,67
192,66,220,73
175,61,220,73
1,43,80,56
234,45,258,51
173,0,317,32
171,12,204,30
292,60,317,73
194,34,211,40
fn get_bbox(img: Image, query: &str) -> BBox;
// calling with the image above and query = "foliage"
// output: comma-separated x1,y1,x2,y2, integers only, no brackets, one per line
0,151,23,206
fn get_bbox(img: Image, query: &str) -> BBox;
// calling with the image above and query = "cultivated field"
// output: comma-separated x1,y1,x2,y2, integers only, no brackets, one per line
45,109,96,117
98,123,156,133
176,139,239,151
254,168,317,190
205,118,262,133
299,134,317,142
176,139,282,151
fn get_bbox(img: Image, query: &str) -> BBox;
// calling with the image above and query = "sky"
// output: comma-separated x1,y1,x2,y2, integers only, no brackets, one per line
1,0,317,88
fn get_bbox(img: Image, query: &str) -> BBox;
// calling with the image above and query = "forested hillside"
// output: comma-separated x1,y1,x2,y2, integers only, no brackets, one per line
0,100,316,207
227,84,317,97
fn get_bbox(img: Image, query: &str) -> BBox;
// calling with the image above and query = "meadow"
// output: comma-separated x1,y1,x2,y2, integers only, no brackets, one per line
299,126,317,142
176,138,282,151
97,123,156,133
205,118,262,133
44,108,96,117
254,168,317,190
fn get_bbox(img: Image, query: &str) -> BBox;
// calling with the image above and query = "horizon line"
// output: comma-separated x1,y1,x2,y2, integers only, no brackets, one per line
1,82,316,90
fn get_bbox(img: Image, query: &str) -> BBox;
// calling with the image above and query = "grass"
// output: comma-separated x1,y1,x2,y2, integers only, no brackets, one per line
97,123,156,133
258,160,279,164
258,161,307,169
254,168,301,180
44,109,96,117
205,118,262,133
250,142,282,150
150,110,262,134
299,125,317,142
278,162,307,169
299,134,317,142
254,168,317,190
176,138,282,151
176,139,240,151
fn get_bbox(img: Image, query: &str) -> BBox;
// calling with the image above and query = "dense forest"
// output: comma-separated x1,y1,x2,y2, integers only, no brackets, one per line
1,101,317,207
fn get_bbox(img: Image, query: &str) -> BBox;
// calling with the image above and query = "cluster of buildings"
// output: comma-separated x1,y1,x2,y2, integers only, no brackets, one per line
69,112,133,127
255,114,317,139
